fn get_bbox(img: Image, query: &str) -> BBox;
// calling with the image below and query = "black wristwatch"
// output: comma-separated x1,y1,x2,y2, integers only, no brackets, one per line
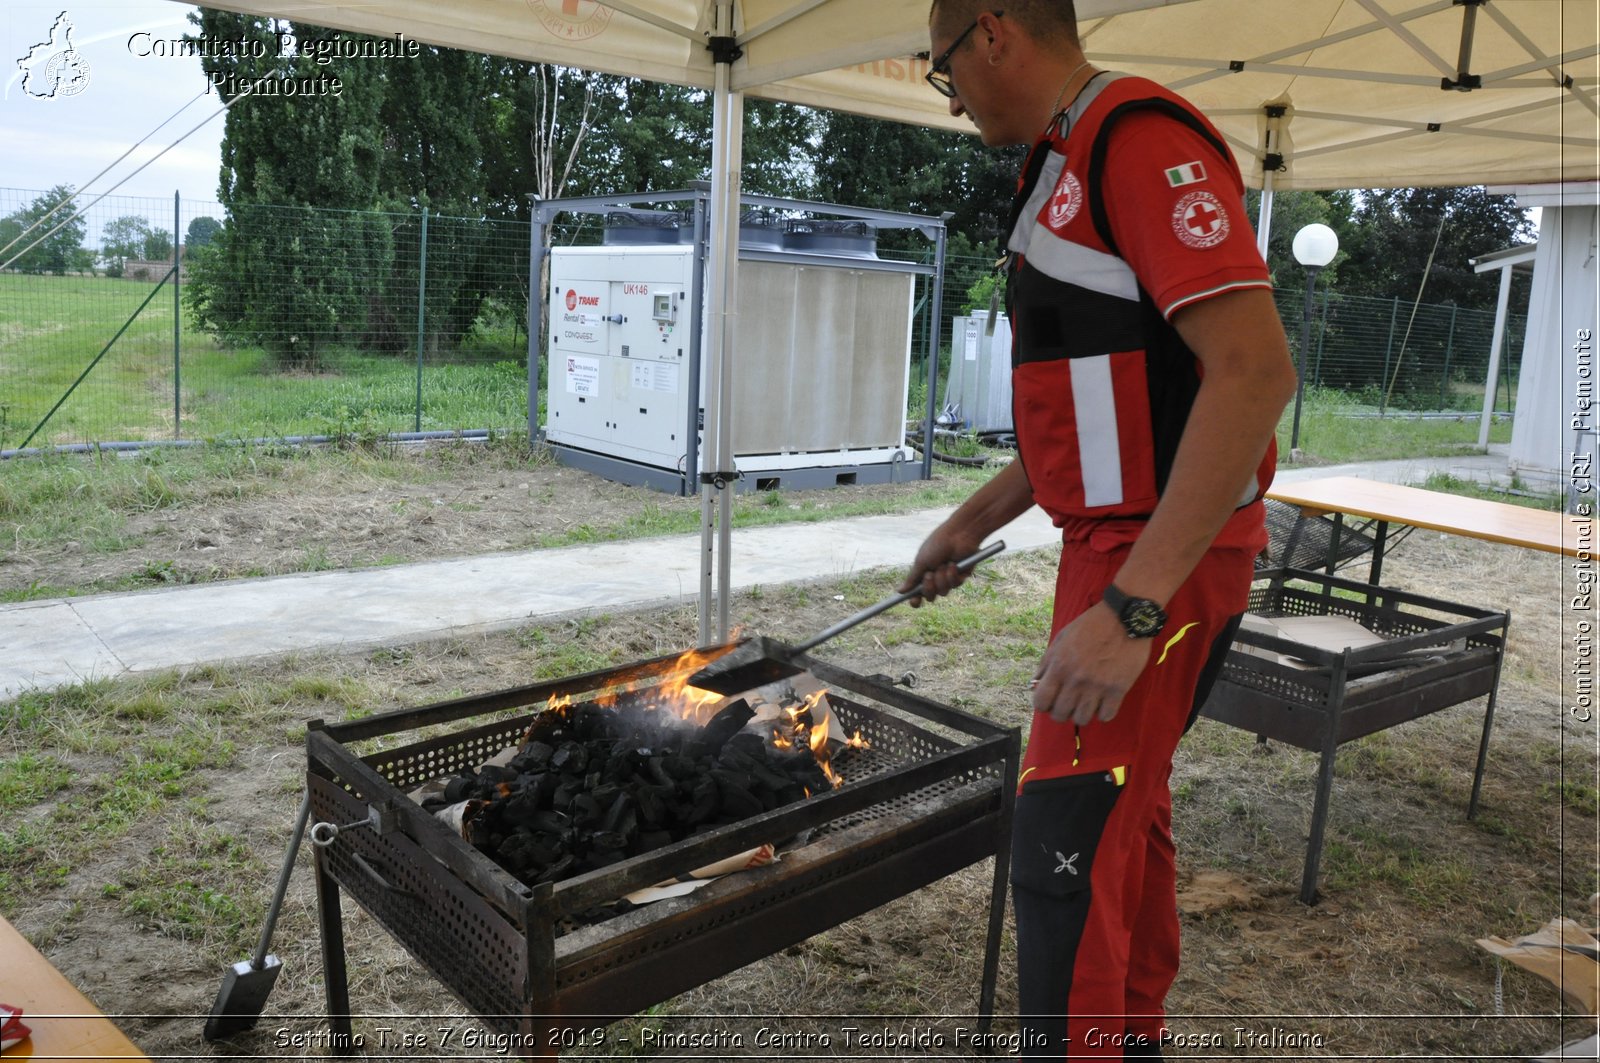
1103,584,1168,639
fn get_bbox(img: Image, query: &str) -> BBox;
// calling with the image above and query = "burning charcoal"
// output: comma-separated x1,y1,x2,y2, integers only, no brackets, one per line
571,704,610,742
444,773,477,803
500,790,544,830
660,753,697,781
647,756,678,789
528,834,564,867
748,758,795,794
601,792,636,834
571,793,602,826
551,781,578,812
638,830,674,852
534,854,576,885
712,770,765,820
692,699,754,756
591,782,621,809
512,741,555,773
686,775,720,825
550,741,588,775
584,849,627,871
530,810,570,835
496,831,544,874
589,830,628,852
634,784,671,828
515,771,558,808
723,732,767,760
717,746,759,774
479,764,518,785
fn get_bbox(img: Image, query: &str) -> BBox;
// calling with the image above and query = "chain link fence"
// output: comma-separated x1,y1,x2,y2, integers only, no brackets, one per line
1,188,1526,453
1,188,531,452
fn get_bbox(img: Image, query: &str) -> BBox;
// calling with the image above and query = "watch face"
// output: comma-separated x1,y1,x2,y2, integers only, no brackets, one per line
1121,599,1167,638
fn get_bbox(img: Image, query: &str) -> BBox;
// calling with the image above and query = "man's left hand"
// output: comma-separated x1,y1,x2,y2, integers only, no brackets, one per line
1030,603,1153,725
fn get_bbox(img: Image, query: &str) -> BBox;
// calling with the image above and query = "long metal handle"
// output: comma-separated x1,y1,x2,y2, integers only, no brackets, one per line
793,540,1006,653
252,791,312,970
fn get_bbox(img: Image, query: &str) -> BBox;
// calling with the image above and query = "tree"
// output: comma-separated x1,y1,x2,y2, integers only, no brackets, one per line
1,185,87,275
142,228,173,261
102,214,153,276
186,216,221,249
1330,187,1533,311
185,10,391,364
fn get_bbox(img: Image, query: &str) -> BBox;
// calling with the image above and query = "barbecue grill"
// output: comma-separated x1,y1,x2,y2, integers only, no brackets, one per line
305,642,1020,1058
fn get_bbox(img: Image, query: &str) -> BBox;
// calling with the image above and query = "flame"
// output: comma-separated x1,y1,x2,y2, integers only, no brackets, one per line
533,640,866,794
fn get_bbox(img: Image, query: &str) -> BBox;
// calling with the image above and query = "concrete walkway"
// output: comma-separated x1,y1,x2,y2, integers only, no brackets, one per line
0,447,1515,700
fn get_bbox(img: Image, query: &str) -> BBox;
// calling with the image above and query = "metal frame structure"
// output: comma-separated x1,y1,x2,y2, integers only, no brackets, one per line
527,186,949,646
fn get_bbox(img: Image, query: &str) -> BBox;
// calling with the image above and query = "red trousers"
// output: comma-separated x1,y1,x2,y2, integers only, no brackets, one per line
1012,539,1253,1060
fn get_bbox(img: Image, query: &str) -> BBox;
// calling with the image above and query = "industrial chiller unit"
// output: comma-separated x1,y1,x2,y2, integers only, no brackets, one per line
527,189,949,495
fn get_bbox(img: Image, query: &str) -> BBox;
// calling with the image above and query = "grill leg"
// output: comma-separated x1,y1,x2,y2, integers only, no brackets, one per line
978,748,1019,1033
314,854,355,1054
1300,686,1346,906
1300,738,1338,905
1468,641,1507,818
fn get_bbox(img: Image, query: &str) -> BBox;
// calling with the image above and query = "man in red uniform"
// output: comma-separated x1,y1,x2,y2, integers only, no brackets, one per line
905,2,1298,1058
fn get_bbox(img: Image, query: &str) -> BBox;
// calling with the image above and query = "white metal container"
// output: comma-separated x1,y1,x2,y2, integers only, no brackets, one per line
546,238,917,493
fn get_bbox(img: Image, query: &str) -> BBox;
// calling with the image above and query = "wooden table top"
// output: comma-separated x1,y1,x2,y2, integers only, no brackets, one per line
0,915,152,1061
1268,475,1583,557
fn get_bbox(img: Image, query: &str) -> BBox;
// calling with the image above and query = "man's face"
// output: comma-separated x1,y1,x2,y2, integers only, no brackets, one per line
928,12,1020,146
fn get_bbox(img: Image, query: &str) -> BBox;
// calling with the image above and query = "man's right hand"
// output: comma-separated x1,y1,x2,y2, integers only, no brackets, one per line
900,523,988,607
898,459,1036,607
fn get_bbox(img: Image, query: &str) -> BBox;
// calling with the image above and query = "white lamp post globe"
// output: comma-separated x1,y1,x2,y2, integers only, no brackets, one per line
1292,223,1339,268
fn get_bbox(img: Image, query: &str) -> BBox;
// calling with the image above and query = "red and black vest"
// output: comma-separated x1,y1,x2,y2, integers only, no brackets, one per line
1005,73,1275,530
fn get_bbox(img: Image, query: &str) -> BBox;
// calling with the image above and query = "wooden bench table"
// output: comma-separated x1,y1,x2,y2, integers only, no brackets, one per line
0,915,152,1061
1267,475,1578,584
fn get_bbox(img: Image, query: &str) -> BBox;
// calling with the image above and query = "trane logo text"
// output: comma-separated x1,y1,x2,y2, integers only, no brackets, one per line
563,289,601,311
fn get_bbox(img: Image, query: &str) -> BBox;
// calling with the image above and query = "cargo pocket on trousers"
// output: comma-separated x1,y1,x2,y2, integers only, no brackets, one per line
1010,770,1125,898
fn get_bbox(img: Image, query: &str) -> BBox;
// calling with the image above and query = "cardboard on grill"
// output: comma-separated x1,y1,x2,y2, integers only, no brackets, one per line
1236,613,1464,671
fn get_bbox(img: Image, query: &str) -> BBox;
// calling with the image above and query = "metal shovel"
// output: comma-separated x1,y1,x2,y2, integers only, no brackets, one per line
688,540,1006,695
202,791,311,1042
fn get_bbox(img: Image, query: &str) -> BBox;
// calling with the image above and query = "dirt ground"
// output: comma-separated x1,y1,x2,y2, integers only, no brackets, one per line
2,450,1596,1061
0,442,968,595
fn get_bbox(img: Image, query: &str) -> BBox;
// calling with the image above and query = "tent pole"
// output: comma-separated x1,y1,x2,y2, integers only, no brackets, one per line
1257,176,1276,260
1256,104,1286,259
700,1,744,645
1478,261,1515,447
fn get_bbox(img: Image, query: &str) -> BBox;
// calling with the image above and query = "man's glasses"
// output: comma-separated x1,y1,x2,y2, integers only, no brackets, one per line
925,11,1002,98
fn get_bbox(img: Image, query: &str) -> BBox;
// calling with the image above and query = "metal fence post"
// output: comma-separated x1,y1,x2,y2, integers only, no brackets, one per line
1381,296,1400,406
1439,304,1458,409
415,206,428,434
1314,287,1331,386
174,190,182,439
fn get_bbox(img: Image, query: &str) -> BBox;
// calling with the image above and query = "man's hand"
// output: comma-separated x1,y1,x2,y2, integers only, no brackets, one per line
899,459,1035,608
1030,602,1153,724
899,522,986,607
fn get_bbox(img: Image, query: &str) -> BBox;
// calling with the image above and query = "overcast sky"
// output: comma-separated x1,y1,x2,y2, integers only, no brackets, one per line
3,1,222,209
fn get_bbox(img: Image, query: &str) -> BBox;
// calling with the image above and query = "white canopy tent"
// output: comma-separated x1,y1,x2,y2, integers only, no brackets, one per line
184,0,1600,635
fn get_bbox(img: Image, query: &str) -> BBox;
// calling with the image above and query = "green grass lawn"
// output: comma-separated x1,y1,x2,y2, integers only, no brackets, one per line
0,272,529,450
4,272,1516,468
1275,385,1512,466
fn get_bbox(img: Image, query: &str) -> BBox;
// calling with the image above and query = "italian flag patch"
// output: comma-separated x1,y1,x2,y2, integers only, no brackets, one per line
1165,161,1207,187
